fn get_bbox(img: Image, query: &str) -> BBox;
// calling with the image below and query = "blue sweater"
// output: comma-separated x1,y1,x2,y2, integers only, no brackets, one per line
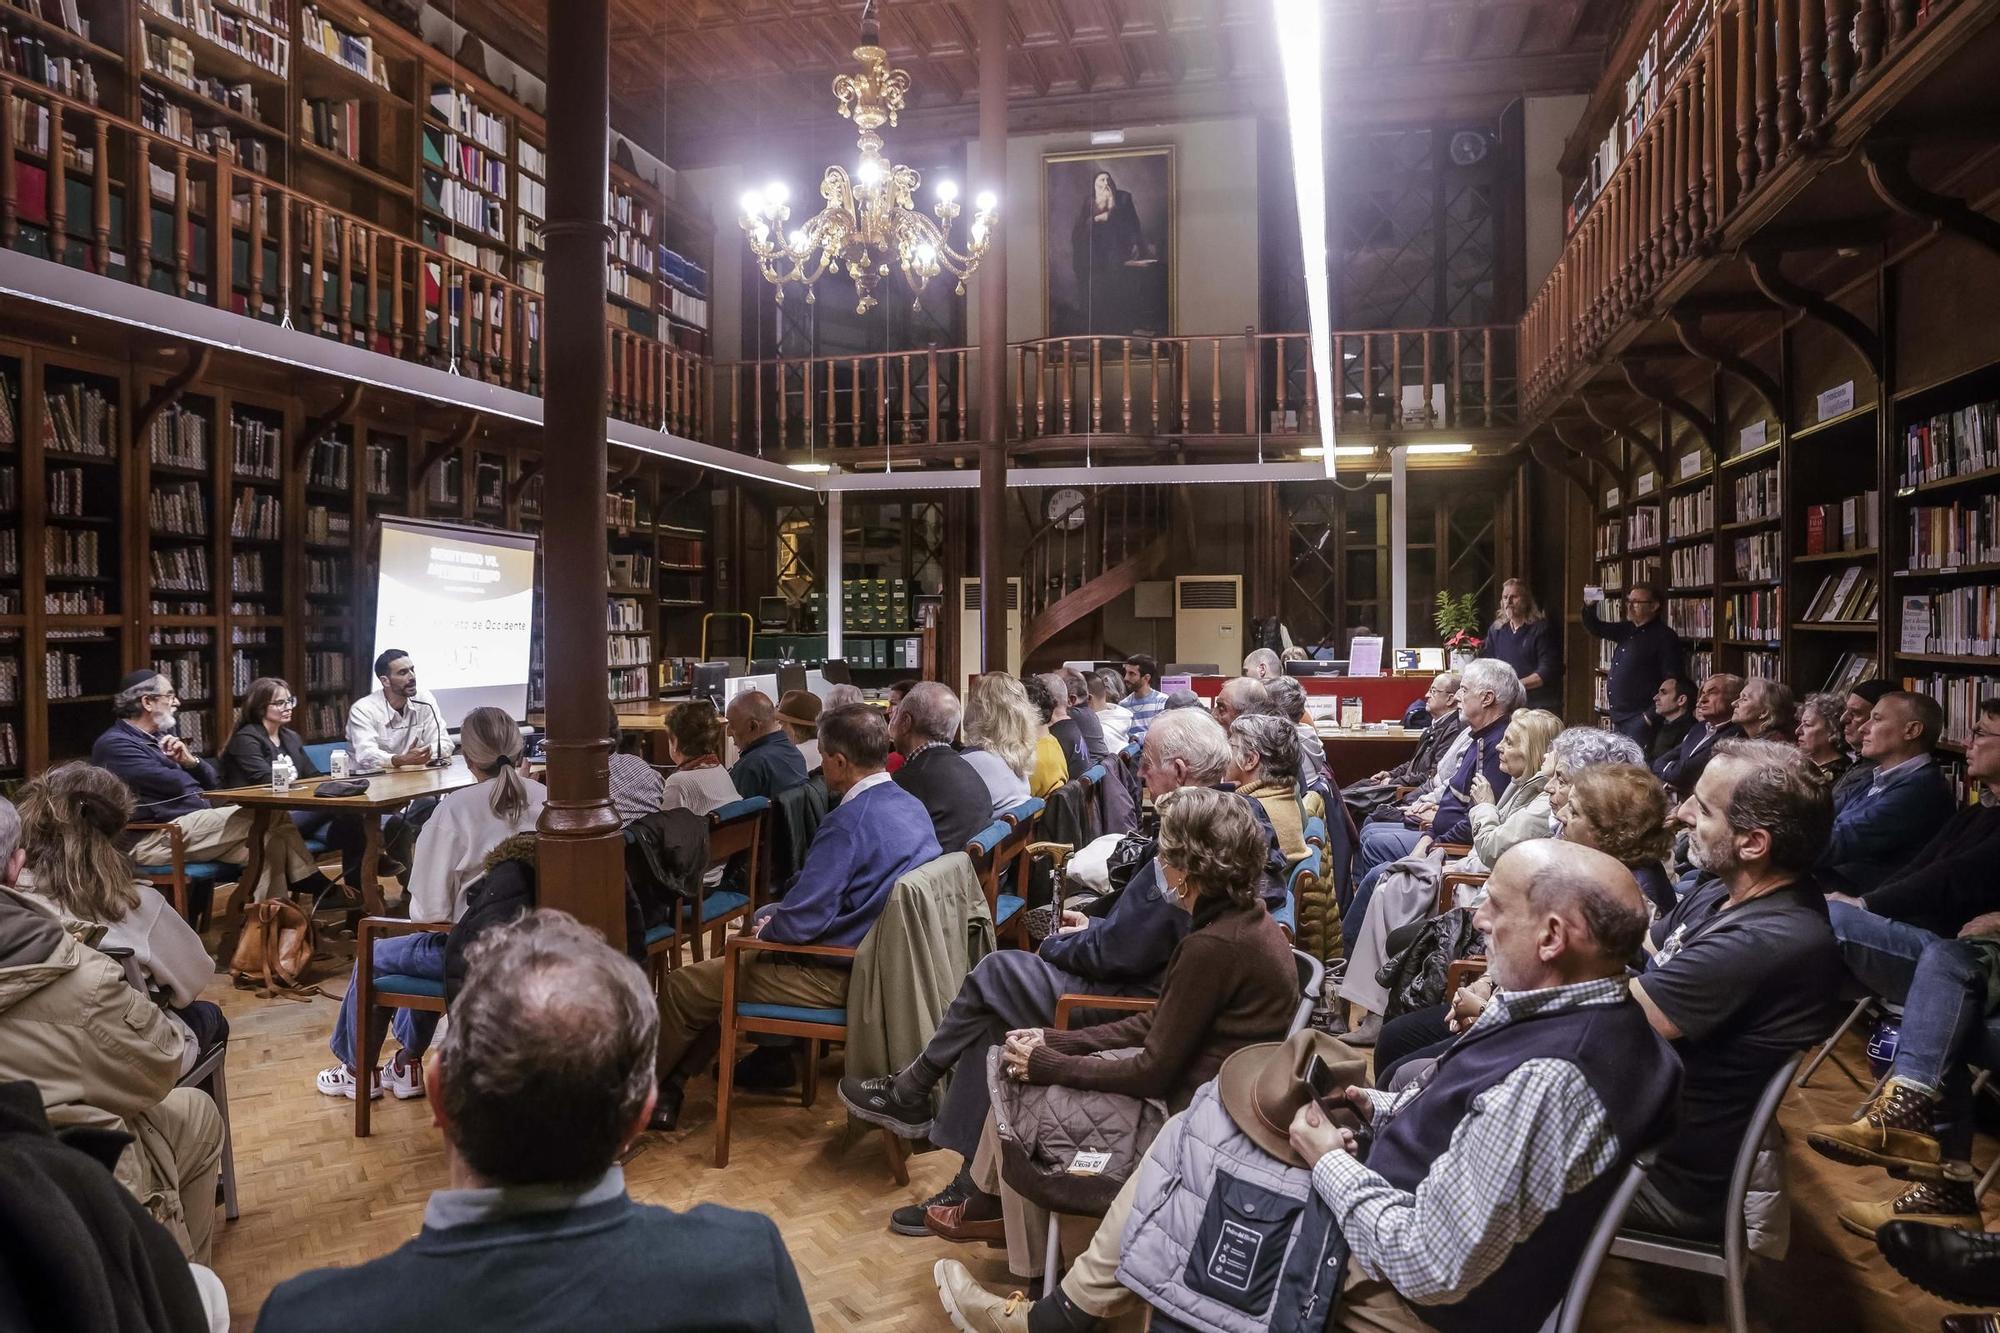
1425,713,1513,846
1816,756,1956,893
91,720,220,822
757,778,940,948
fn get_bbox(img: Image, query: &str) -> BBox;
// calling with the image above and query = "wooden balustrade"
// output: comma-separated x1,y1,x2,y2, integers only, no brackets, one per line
718,343,974,457
0,72,696,437
1519,0,1949,415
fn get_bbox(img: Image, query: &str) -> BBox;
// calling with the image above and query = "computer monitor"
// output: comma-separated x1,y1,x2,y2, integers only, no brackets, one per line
747,658,781,674
820,658,853,685
691,661,729,710
757,596,791,628
1285,660,1347,678
776,661,807,698
1165,663,1220,677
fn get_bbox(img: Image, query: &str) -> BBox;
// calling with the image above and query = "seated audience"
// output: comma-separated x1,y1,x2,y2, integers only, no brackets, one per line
1455,708,1564,875
1731,677,1796,741
890,682,994,852
1037,672,1092,781
1645,674,1695,766
1212,675,1269,729
1059,668,1108,763
258,910,811,1332
222,676,368,885
0,797,225,1263
931,787,1297,1260
1625,741,1847,1238
1561,760,1675,913
937,839,1679,1333
1242,647,1284,682
1363,671,1464,788
1482,576,1562,711
95,670,338,904
1353,658,1523,881
1264,675,1330,790
661,700,741,818
1797,691,1854,788
775,690,824,772
654,705,938,1130
824,683,866,711
1121,654,1166,745
1024,674,1073,796
315,708,547,1103
1225,714,1308,863
1163,689,1204,710
960,673,1035,815
884,681,918,773
838,709,1234,1236
1088,670,1134,750
1817,690,1956,893
1652,672,1744,796
1832,679,1899,810
605,706,666,827
723,691,808,801
16,763,227,1071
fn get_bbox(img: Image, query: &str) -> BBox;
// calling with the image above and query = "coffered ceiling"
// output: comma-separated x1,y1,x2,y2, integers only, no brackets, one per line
440,0,1627,165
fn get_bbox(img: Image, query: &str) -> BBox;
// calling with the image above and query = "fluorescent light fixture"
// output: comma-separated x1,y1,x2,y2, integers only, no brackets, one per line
1404,443,1476,456
1090,129,1126,146
1273,0,1337,477
787,461,834,474
1300,445,1376,458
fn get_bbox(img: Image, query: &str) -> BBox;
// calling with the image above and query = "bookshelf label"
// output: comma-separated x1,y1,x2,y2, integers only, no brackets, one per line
1739,419,1767,451
1636,472,1656,497
1605,487,1621,507
1816,381,1855,422
1679,452,1703,479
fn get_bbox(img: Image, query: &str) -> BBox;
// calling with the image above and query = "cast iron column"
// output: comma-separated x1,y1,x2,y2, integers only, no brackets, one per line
535,0,625,947
976,0,1009,671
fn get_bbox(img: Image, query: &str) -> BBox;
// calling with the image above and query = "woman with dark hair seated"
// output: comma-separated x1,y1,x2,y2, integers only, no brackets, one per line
924,787,1298,1268
220,675,370,889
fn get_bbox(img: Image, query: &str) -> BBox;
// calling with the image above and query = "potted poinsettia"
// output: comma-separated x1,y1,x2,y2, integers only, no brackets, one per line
1435,591,1483,669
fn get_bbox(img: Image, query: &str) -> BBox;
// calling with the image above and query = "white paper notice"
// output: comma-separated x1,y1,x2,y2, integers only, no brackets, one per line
1817,381,1856,422
1348,636,1384,678
1740,419,1768,452
1680,453,1703,479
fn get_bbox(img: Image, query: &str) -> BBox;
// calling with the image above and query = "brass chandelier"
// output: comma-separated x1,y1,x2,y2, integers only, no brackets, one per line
738,6,997,315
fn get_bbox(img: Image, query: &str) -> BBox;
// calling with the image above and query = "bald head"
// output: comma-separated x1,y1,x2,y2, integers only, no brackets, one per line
1477,840,1650,991
724,690,780,749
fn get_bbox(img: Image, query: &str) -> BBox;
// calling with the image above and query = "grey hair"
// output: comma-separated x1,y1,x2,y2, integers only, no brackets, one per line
1434,670,1463,696
1142,708,1231,785
1264,675,1308,723
1093,668,1126,702
440,909,658,1185
1510,840,1650,964
898,681,962,743
113,673,172,720
1242,648,1283,679
1550,725,1645,774
1229,713,1301,787
1217,676,1270,716
1058,667,1089,706
1801,691,1847,741
1459,658,1525,713
1708,738,1833,874
823,683,865,711
0,797,19,865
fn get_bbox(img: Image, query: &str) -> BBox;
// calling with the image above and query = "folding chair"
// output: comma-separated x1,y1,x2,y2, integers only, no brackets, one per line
1796,995,1879,1089
1610,1054,1805,1333
1540,1155,1653,1333
1275,843,1322,941
351,916,450,1138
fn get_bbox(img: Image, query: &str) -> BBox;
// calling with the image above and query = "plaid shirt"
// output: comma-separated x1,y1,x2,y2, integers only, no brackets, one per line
609,752,666,827
1310,976,1628,1306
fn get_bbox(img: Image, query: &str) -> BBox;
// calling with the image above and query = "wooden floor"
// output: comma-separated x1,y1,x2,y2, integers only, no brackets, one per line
200,934,1981,1332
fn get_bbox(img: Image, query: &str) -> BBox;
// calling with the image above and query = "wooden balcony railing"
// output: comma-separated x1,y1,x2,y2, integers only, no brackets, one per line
0,75,705,438
714,325,1516,457
1519,0,1956,415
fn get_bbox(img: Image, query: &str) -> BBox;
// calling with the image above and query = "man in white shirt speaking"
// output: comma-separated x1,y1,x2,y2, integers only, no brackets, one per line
347,648,456,869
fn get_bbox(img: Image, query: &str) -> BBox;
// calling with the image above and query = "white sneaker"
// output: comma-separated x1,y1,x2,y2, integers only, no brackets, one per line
384,1055,425,1100
316,1065,382,1100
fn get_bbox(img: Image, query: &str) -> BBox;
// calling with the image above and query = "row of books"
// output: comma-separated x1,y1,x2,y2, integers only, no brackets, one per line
1734,531,1780,582
173,710,208,752
609,189,653,239
423,125,509,199
307,437,349,491
303,650,349,692
516,138,546,179
3,35,101,103
229,488,281,540
608,635,651,666
231,416,281,479
365,441,401,497
1631,554,1661,588
1667,485,1713,541
1803,568,1880,622
148,403,208,469
422,172,505,241
44,528,99,578
518,174,546,222
299,5,388,87
428,85,506,154
1803,490,1882,554
1823,652,1879,694
46,466,86,517
150,546,210,592
1744,650,1782,682
607,597,646,632
139,90,271,172
1669,542,1712,587
302,97,364,162
10,0,89,41
1685,649,1715,684
1593,520,1621,560
1906,672,2000,757
304,555,344,595
426,226,509,280
45,383,114,456
230,649,275,695
1734,467,1780,523
141,0,289,76
298,701,340,739
0,530,17,578
1667,596,1714,639
230,550,265,592
142,32,263,119
0,656,16,705
304,503,351,544
1903,398,2000,488
1906,499,1999,570
0,464,13,513
44,650,87,698
151,481,208,535
608,266,653,308
1899,586,1997,658
44,588,104,614
151,654,211,700
1722,588,1782,643
424,455,462,506
0,372,14,444
608,666,649,703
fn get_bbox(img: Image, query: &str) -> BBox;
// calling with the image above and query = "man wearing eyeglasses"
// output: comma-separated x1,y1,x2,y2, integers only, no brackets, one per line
1582,581,1684,747
92,669,337,905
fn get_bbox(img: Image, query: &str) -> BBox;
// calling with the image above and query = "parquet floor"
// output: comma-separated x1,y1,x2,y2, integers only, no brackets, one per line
199,932,1978,1331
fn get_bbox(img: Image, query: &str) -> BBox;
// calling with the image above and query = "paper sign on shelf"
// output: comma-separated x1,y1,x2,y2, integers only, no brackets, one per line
1817,381,1855,422
1740,419,1768,451
1160,674,1193,696
1348,637,1383,678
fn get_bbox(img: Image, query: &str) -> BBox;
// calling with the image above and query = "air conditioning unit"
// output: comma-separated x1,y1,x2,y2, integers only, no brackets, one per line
958,577,1022,695
1175,575,1243,670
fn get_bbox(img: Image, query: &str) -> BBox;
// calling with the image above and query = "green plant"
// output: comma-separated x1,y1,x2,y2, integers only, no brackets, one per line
1434,591,1482,642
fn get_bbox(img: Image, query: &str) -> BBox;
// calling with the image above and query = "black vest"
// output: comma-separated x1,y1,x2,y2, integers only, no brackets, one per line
1362,992,1681,1333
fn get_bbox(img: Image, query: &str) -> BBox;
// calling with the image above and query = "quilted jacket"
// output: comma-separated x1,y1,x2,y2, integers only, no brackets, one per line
991,1046,1168,1218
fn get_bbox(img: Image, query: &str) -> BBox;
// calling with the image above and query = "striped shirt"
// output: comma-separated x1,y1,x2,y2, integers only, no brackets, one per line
1124,688,1166,745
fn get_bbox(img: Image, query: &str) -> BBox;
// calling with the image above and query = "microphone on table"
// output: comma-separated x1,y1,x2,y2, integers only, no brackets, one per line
414,698,453,768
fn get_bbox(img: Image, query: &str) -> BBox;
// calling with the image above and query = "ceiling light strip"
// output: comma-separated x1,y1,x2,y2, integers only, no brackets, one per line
1272,0,1338,478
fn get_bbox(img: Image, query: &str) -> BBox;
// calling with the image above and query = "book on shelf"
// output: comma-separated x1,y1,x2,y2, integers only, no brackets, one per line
1906,498,2000,570
428,85,506,154
43,382,114,456
1904,398,2000,488
1899,585,1998,657
299,5,389,88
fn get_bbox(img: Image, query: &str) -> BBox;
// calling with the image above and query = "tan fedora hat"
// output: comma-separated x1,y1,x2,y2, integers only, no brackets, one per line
776,689,823,731
1216,1029,1370,1168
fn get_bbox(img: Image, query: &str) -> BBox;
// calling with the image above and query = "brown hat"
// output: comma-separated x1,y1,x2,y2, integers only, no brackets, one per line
1216,1029,1370,1167
776,689,823,731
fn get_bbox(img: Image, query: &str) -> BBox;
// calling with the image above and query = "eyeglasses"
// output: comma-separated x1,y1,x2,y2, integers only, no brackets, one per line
271,697,297,709
1973,725,2000,743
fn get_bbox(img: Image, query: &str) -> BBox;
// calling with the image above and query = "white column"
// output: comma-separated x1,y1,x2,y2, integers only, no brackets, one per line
825,489,844,663
1389,446,1409,650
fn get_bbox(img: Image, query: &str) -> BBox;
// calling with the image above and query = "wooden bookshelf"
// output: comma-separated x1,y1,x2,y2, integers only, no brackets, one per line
0,350,23,776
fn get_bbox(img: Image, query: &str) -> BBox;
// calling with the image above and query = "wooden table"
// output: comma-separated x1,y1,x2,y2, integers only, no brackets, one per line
1312,725,1422,782
204,759,491,916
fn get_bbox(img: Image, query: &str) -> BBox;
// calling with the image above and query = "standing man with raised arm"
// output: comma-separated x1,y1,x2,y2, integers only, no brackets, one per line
1582,582,1683,748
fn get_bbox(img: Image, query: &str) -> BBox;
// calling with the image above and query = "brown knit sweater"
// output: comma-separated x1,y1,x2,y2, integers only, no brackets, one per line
1024,897,1297,1106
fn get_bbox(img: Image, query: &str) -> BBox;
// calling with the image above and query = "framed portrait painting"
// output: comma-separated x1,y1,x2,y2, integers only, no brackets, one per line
1043,145,1174,338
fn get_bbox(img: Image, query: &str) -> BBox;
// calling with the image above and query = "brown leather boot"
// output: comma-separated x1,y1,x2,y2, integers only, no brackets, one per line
1838,1177,1982,1240
1808,1079,1945,1178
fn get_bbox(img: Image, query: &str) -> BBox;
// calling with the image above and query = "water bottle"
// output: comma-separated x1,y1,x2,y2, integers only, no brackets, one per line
271,754,296,794
329,749,350,779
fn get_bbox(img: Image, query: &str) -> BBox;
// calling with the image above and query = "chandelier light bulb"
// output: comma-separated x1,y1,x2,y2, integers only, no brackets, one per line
857,158,884,185
936,180,959,202
788,229,808,252
739,190,764,217
975,191,997,212
764,181,789,205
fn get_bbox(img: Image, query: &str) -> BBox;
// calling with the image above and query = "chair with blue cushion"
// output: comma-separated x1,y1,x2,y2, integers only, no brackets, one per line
352,915,450,1138
297,742,344,854
691,797,770,962
997,796,1045,829
127,821,242,928
1275,843,1320,941
967,814,1038,948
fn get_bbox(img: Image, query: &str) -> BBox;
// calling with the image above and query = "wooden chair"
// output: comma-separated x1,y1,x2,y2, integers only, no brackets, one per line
641,905,683,989
998,796,1045,829
1275,843,1322,942
127,821,241,928
690,797,769,961
104,948,238,1222
1435,869,1489,915
967,814,1038,948
352,916,451,1138
1444,955,1488,997
713,932,908,1182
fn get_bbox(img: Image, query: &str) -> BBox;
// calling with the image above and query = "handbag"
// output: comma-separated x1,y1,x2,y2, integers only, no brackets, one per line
229,899,321,1000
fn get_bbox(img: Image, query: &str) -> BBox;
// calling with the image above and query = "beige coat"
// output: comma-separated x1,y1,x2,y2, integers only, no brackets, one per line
846,852,994,1080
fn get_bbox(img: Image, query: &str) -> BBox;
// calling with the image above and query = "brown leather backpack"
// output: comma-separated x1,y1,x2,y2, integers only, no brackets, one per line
229,899,320,999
